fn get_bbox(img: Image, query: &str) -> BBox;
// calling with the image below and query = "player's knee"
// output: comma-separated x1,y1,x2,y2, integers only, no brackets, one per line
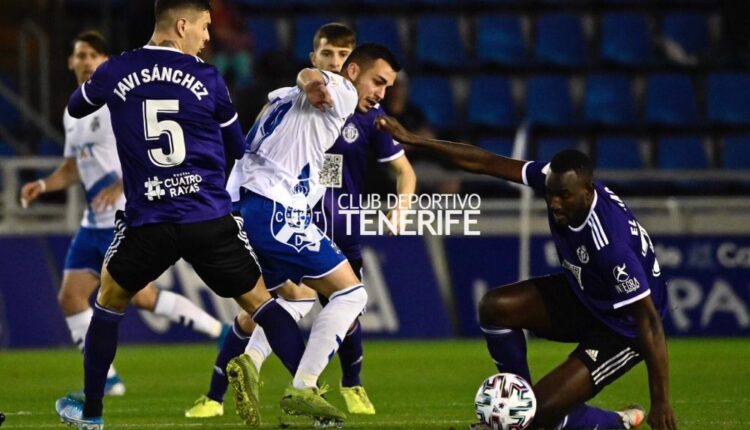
530,394,567,428
331,284,367,309
478,290,511,327
236,311,255,332
57,286,88,313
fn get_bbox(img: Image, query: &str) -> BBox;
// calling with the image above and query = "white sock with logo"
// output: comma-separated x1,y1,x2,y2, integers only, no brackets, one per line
65,308,117,378
153,290,222,338
293,285,367,389
245,297,316,371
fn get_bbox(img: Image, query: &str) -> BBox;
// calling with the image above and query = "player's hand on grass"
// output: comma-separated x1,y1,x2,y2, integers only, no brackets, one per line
648,401,677,430
20,179,46,208
304,80,333,112
376,116,411,144
92,180,123,212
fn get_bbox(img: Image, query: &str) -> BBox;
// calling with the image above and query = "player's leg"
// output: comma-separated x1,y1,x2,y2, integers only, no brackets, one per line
60,228,126,396
320,257,375,414
244,281,317,373
130,283,225,339
185,311,255,418
477,275,566,383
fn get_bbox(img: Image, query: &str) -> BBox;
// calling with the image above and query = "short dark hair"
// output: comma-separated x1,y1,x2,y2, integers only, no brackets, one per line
154,0,211,23
71,30,108,55
313,23,356,51
550,149,594,179
342,43,401,74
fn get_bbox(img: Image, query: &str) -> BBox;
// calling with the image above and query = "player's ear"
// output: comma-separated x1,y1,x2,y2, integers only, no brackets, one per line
176,18,188,38
309,51,316,67
345,62,360,81
68,55,74,71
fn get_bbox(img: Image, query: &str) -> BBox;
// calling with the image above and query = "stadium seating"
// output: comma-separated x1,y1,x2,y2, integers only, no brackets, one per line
356,17,404,64
600,13,653,65
645,74,699,126
477,137,514,156
526,75,575,126
722,135,750,169
657,136,709,169
662,13,710,60
415,15,468,68
595,136,643,169
476,14,527,66
584,74,636,126
409,76,457,129
467,75,516,128
536,137,579,161
534,13,587,67
707,73,750,125
246,18,280,59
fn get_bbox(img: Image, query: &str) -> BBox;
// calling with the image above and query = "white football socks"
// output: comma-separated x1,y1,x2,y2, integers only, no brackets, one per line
293,285,367,389
65,308,117,378
245,297,316,372
153,290,222,338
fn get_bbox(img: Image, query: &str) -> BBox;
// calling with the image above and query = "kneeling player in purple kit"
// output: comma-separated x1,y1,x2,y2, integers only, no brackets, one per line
54,1,304,429
377,116,677,430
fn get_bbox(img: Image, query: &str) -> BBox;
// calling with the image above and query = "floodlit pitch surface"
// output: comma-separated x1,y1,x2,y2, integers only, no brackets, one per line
0,338,747,429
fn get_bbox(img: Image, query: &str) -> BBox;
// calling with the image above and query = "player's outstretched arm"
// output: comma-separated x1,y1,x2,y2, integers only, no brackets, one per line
20,157,80,208
376,116,526,184
91,179,123,212
297,68,333,112
628,295,677,430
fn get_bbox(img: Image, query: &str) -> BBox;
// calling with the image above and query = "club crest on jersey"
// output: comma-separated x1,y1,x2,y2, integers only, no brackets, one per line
91,116,100,132
271,178,326,253
341,123,359,143
577,245,589,264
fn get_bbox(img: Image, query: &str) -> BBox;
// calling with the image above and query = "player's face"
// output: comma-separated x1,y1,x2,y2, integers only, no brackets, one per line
349,59,398,112
183,10,211,56
309,39,352,73
68,41,107,85
544,170,594,227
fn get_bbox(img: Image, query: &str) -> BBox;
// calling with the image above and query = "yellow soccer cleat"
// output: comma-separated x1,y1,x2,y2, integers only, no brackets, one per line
185,395,224,418
227,355,261,427
340,385,375,415
280,385,346,426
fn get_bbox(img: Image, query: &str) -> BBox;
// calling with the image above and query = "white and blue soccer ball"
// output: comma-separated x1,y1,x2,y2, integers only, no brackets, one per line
474,373,536,430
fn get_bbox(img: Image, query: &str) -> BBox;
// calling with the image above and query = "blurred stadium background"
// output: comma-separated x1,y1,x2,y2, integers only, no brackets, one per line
0,0,749,427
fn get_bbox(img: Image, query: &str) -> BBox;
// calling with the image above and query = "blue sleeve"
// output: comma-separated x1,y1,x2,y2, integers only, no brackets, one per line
68,60,109,118
600,245,652,310
521,160,550,193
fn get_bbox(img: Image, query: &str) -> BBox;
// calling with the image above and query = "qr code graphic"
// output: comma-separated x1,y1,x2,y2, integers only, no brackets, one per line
319,154,343,188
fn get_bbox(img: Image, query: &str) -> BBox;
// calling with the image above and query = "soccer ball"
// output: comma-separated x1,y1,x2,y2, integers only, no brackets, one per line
474,373,536,430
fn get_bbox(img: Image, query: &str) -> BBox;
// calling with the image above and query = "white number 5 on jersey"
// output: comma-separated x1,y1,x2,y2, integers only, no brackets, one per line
143,99,186,167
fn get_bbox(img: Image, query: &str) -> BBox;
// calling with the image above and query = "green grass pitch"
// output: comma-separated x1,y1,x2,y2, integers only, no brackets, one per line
0,338,747,429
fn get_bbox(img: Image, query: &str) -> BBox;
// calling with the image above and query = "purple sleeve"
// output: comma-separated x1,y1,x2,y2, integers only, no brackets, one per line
68,61,109,118
213,71,239,127
373,122,404,163
521,160,550,193
601,246,652,310
222,120,246,160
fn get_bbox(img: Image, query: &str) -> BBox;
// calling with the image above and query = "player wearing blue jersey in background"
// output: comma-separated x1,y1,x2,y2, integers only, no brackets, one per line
54,2,306,429
20,30,228,398
377,116,677,430
222,43,400,426
185,24,415,421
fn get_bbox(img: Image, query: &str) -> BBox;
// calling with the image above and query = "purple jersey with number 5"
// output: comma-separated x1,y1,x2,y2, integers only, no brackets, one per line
67,45,244,227
523,160,667,338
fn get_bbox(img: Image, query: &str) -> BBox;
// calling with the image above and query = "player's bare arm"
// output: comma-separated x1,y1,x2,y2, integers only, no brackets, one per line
385,155,416,235
297,68,333,112
91,179,124,212
20,157,80,207
376,115,526,184
627,295,677,430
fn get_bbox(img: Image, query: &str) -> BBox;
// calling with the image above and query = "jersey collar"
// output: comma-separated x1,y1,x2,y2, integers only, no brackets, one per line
142,45,182,54
568,189,598,232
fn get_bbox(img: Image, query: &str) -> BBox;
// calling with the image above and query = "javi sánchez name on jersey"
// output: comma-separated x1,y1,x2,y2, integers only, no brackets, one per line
113,65,209,102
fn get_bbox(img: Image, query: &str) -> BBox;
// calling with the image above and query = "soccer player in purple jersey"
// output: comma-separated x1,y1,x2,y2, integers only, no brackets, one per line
54,2,308,429
21,30,229,400
377,116,677,430
184,23,415,421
